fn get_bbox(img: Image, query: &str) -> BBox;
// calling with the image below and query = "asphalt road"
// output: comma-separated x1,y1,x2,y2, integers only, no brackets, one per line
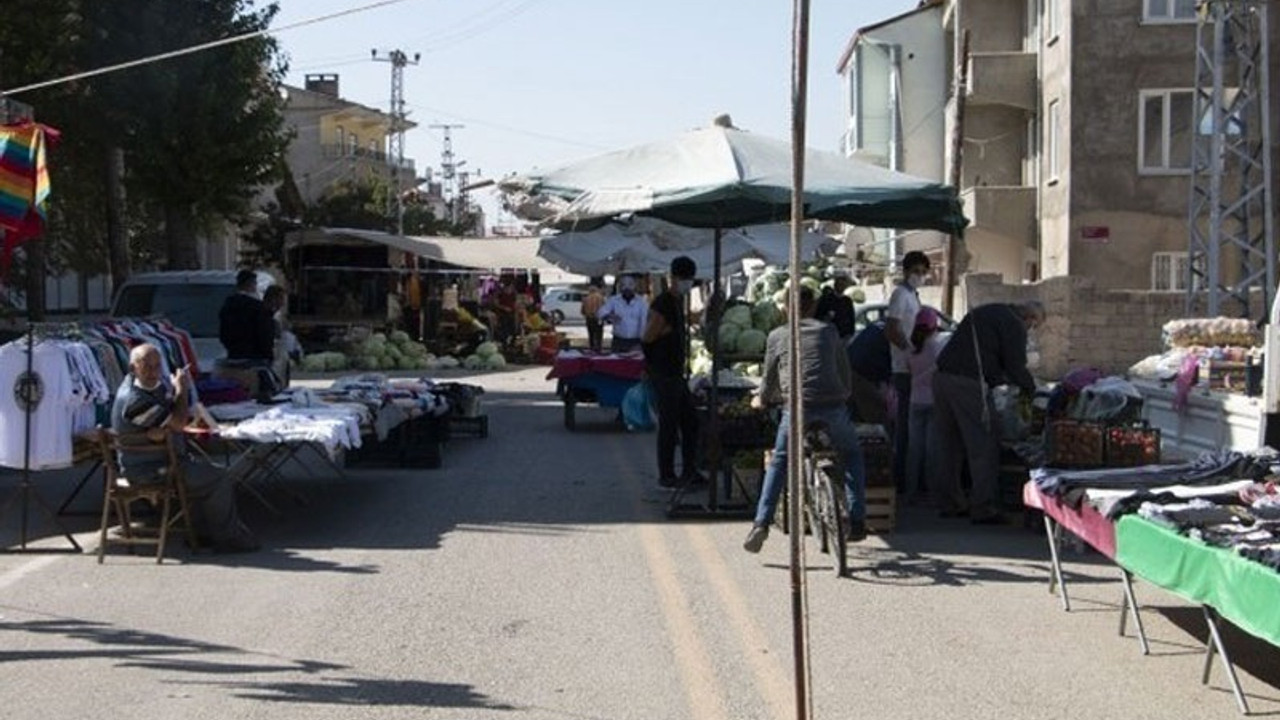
0,364,1277,719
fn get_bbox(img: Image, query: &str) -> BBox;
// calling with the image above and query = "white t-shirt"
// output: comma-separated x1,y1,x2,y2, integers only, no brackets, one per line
885,283,921,373
0,342,74,470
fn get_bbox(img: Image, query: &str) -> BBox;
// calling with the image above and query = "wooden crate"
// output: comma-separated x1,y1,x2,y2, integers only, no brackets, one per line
861,440,894,488
1046,419,1106,468
1105,425,1160,467
864,486,896,534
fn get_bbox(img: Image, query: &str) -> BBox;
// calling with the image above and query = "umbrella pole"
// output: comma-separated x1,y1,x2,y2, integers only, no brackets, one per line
708,223,723,511
789,1,812,720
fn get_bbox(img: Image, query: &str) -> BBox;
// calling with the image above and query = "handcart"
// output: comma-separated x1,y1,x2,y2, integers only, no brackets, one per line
546,351,645,431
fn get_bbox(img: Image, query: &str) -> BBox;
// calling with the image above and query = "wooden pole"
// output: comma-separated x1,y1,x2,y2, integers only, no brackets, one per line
942,29,970,317
789,1,811,719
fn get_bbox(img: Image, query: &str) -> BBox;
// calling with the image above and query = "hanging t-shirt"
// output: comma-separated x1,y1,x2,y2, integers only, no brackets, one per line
0,341,74,470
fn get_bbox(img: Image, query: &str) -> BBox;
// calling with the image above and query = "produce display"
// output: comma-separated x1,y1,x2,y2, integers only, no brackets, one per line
1163,317,1261,349
1046,419,1106,468
300,329,507,373
1105,425,1161,468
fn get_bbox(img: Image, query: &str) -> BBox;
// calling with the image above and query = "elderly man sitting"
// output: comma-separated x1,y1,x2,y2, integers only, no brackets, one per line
112,343,259,554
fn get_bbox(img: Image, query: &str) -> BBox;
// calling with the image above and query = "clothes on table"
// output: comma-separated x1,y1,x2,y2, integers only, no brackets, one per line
1031,450,1274,507
216,404,363,456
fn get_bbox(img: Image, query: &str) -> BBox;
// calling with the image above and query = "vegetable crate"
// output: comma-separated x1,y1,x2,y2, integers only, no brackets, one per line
864,487,896,534
1046,419,1106,469
859,437,894,489
714,409,778,449
1104,425,1160,468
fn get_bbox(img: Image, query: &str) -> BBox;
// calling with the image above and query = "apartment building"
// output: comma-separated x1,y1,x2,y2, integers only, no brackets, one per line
840,0,1279,292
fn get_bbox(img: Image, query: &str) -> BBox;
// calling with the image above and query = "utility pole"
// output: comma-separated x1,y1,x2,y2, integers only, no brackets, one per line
942,30,970,317
430,123,465,226
1187,0,1274,318
372,48,419,236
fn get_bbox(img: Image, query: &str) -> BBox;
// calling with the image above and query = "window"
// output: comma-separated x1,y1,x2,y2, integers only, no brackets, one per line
1045,0,1059,41
369,139,378,154
348,133,359,156
1046,99,1060,182
1151,251,1201,291
335,125,345,151
1139,89,1193,173
1144,0,1197,22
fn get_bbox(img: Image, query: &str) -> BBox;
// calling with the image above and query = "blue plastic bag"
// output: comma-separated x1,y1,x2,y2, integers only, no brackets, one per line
621,381,657,432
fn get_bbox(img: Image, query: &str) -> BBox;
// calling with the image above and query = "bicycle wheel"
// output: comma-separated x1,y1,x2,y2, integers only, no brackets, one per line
801,455,824,551
816,459,848,576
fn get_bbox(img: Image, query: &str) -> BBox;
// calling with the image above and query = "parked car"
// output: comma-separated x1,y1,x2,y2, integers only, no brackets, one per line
111,270,280,376
854,303,956,334
541,286,587,324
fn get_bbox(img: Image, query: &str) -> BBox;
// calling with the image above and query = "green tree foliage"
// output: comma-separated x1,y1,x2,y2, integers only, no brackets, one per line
305,177,450,236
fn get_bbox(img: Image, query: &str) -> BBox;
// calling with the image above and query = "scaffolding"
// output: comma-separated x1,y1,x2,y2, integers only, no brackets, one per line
1187,0,1275,318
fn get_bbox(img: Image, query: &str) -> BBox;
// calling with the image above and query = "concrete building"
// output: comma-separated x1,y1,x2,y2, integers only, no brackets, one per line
840,0,1280,293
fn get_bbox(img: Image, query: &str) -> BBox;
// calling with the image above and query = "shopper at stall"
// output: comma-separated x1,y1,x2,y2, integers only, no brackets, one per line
219,269,274,363
931,301,1044,524
642,258,702,488
885,250,930,495
904,306,949,506
112,343,259,554
816,276,856,339
600,276,648,353
846,320,892,425
581,282,606,352
743,286,868,553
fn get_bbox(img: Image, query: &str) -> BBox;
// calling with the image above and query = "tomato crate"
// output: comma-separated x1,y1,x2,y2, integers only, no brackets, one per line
864,487,896,534
1105,425,1161,468
1045,419,1106,469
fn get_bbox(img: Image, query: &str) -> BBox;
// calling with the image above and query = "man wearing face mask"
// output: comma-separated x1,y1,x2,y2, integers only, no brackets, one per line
884,251,930,495
598,275,649,353
642,256,704,488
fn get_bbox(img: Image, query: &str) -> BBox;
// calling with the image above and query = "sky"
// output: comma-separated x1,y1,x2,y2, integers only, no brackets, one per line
272,0,919,231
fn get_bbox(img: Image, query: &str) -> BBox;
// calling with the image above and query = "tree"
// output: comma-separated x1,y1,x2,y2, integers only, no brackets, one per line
305,177,450,236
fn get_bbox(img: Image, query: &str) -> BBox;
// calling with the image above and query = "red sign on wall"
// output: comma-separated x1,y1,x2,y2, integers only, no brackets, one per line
1079,226,1111,243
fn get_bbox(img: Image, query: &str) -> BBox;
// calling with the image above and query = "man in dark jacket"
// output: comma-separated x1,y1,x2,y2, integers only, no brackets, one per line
219,270,274,362
642,256,701,488
931,301,1044,524
845,321,892,424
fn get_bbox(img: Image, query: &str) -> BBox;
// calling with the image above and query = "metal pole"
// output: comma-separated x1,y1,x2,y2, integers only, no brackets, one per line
942,30,970,317
789,2,811,718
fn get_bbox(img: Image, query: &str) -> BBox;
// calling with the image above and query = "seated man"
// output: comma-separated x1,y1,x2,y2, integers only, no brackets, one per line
744,286,868,553
113,343,259,554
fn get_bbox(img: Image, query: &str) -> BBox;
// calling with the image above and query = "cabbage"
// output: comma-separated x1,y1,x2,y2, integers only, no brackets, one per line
462,354,484,370
438,355,460,369
355,355,379,371
371,332,388,344
324,353,348,371
300,354,326,372
737,329,768,356
389,330,410,345
484,354,507,370
751,300,782,332
690,354,714,376
475,341,500,358
844,287,865,303
723,305,752,328
718,323,741,354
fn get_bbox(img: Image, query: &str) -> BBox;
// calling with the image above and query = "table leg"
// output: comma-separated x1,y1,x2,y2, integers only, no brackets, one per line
1043,515,1070,611
1201,606,1250,715
1118,568,1149,655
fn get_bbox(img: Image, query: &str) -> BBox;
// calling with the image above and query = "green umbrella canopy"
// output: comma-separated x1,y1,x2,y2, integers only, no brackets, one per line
500,117,968,234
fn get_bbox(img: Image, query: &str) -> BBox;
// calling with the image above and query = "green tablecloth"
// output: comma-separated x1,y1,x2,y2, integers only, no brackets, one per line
1116,515,1280,648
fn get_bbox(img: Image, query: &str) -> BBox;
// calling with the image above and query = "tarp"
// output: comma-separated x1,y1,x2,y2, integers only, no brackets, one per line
300,227,556,272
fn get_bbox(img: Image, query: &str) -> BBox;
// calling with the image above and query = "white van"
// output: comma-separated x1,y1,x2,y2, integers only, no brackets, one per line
110,270,278,375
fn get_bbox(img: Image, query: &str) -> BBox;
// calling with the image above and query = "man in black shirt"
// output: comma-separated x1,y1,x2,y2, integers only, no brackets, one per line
219,269,274,362
642,256,702,488
931,301,1044,523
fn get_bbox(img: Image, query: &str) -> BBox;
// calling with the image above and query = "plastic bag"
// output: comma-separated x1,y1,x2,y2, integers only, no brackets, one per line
622,381,657,432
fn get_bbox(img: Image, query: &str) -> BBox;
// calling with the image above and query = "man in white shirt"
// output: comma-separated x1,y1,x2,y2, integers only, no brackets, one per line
598,276,649,353
884,250,929,495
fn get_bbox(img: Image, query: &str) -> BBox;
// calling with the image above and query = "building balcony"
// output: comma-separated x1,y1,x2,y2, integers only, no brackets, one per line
320,144,415,173
961,185,1036,247
966,51,1036,112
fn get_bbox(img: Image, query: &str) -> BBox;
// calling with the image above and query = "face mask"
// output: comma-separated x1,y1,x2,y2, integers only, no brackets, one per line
621,290,634,300
906,273,925,289
676,279,694,294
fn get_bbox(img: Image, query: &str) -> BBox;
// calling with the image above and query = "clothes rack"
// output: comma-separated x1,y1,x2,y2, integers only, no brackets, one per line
0,323,84,553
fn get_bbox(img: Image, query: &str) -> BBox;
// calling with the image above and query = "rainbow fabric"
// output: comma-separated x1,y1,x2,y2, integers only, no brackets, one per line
0,122,58,270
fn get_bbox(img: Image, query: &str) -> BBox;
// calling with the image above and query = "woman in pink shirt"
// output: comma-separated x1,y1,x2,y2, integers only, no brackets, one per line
905,307,949,505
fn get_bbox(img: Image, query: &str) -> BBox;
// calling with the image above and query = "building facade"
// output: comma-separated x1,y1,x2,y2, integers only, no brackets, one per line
841,0,1279,293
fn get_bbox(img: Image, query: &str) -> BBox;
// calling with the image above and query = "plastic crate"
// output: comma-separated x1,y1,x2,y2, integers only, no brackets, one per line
1046,419,1106,468
1105,425,1161,468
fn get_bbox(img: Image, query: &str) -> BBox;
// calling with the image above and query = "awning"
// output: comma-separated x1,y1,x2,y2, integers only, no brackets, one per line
300,227,556,272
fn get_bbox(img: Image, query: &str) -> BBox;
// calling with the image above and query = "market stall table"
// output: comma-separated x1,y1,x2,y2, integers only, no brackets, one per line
546,350,645,430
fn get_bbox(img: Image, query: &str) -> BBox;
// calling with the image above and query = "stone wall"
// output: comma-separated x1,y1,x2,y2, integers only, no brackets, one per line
962,273,1264,380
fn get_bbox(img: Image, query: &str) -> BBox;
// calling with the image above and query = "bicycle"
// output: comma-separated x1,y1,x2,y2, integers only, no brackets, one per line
779,421,849,577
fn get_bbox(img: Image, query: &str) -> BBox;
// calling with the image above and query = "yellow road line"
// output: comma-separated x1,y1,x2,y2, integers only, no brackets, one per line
637,522,731,720
687,525,795,720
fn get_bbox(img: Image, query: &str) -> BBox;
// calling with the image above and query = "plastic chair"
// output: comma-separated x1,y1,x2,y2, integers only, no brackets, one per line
96,429,197,563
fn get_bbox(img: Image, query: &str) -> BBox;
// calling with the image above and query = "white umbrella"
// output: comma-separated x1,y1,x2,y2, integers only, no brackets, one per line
536,218,835,278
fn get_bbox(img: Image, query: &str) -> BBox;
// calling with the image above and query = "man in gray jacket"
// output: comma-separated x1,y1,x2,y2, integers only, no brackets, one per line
744,286,868,552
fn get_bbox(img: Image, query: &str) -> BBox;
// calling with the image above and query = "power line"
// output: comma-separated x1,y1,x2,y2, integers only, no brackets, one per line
2,0,423,96
404,101,608,152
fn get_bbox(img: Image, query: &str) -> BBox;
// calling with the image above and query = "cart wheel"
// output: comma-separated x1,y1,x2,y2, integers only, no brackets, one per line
564,397,576,431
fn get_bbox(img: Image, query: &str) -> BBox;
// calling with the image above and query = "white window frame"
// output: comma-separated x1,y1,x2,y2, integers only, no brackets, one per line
1044,0,1060,43
1046,99,1060,184
335,125,345,153
1151,251,1201,291
1138,88,1194,175
1143,0,1197,24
